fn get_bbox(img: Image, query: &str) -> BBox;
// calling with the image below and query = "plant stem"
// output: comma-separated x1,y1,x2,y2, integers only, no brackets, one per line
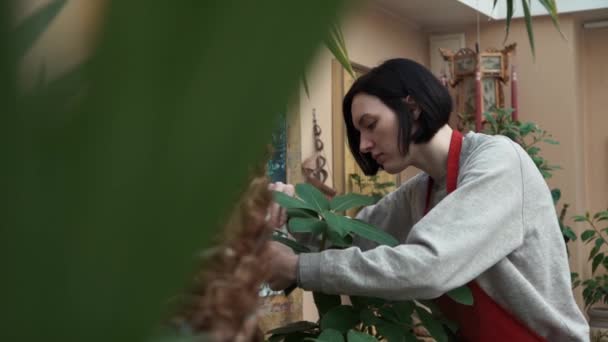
319,231,327,251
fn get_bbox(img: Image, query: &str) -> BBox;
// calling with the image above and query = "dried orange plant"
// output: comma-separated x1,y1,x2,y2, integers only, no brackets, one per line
171,172,273,342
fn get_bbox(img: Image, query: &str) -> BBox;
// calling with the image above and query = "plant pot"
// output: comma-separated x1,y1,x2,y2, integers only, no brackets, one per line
588,307,608,341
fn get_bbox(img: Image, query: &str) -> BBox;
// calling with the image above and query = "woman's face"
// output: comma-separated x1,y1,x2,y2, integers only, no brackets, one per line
351,93,415,174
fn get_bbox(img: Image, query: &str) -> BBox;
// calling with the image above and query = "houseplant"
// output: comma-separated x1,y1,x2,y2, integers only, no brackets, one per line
270,183,472,342
572,210,608,341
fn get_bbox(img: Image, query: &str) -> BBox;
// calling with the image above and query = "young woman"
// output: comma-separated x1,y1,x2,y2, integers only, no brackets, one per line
266,58,588,341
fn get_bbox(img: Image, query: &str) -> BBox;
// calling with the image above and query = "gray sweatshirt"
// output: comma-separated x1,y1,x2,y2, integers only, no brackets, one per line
298,132,589,341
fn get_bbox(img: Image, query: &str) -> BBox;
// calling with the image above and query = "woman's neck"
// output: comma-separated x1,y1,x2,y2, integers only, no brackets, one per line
412,124,453,180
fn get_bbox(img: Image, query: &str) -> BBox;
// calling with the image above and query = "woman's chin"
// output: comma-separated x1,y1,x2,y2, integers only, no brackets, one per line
381,162,408,175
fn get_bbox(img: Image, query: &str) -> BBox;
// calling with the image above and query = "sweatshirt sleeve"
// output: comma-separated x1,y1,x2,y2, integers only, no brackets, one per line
298,138,525,300
350,175,423,251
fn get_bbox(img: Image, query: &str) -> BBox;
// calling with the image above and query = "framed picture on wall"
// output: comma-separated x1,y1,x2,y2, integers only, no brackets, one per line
482,77,499,113
480,53,503,76
454,54,477,77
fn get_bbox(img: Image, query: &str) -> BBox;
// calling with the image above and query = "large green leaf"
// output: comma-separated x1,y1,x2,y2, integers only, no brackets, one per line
289,217,328,235
275,191,319,211
346,330,377,342
375,321,408,342
330,193,376,212
536,0,564,38
327,228,354,248
314,292,342,317
446,286,474,306
323,211,398,246
273,233,312,254
521,0,536,58
0,1,350,341
320,305,360,333
297,183,331,212
317,328,345,342
392,301,415,323
325,23,354,78
287,207,319,219
359,308,381,326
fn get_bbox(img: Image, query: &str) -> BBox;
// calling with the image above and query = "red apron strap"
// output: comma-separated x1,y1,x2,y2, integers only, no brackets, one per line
425,129,545,341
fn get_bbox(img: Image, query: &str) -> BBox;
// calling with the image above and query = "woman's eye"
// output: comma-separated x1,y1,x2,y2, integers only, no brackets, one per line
367,121,377,130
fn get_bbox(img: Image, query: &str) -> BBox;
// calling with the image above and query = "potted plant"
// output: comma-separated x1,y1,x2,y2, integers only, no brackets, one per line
573,210,608,341
270,183,473,341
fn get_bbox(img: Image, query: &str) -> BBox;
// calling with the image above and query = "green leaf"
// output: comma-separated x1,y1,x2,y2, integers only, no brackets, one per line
273,234,312,254
503,0,515,43
581,229,596,242
287,208,319,219
375,321,406,342
378,307,401,324
518,122,536,136
330,193,376,212
359,308,381,326
594,253,606,274
289,217,327,235
320,306,360,333
274,191,318,212
1,1,352,341
536,0,565,40
268,321,319,335
416,307,448,342
551,189,561,204
543,138,559,145
327,228,353,248
589,244,601,261
562,227,577,242
521,0,536,57
317,329,345,342
526,146,540,156
597,238,605,248
302,74,311,99
324,23,354,78
346,330,377,342
595,211,608,222
446,286,474,306
314,292,342,317
296,183,330,212
392,301,415,323
323,212,398,246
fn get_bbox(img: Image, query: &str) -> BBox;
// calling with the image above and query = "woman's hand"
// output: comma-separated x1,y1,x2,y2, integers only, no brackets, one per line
267,182,295,228
264,241,299,291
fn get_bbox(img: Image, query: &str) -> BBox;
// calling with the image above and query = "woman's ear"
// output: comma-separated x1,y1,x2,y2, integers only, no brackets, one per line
404,95,422,120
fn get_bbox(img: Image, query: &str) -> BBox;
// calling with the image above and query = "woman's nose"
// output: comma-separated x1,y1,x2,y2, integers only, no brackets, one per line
359,135,374,153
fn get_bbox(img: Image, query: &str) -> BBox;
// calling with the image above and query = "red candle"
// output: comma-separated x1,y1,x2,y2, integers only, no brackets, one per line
475,70,482,132
511,65,519,121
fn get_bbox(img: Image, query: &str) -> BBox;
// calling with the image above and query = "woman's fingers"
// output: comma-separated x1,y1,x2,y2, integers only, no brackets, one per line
267,182,295,228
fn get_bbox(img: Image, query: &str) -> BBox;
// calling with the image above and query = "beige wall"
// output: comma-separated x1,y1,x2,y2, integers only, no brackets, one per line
580,25,608,215
459,15,608,309
298,4,430,320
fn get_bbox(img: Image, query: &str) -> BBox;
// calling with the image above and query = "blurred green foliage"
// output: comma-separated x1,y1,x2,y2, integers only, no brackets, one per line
0,1,351,341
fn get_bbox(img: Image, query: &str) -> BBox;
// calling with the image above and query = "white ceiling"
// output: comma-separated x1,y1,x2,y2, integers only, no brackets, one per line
371,0,491,32
372,0,608,32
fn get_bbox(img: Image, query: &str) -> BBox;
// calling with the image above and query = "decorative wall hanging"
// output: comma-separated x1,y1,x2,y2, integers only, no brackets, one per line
439,43,518,131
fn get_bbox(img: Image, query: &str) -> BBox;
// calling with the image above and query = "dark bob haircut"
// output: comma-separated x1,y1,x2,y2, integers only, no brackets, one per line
343,58,452,175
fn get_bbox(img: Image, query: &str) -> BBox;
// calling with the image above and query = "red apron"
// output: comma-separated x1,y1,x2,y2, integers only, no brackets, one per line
424,130,545,342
